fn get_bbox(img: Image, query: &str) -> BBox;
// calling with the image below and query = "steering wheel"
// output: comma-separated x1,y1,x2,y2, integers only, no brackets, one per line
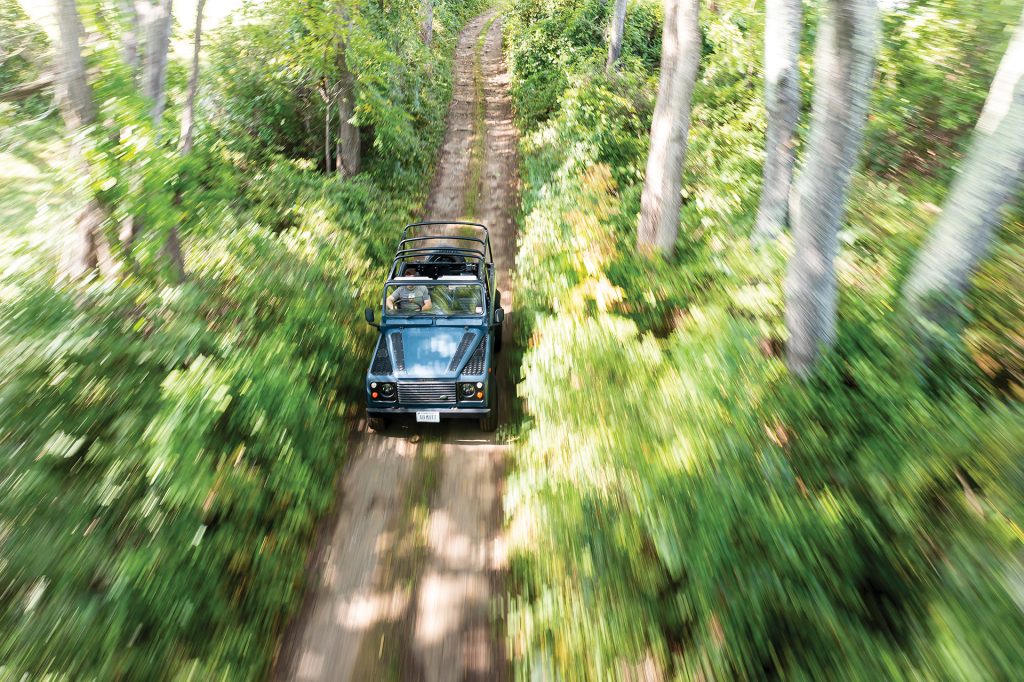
428,252,465,264
396,298,424,312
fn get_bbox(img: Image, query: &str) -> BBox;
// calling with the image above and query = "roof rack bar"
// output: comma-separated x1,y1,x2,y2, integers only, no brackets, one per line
393,246,486,255
398,235,486,246
403,220,488,234
397,237,485,254
402,222,488,247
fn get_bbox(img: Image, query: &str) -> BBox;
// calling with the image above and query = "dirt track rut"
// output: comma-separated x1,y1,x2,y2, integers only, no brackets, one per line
272,11,517,682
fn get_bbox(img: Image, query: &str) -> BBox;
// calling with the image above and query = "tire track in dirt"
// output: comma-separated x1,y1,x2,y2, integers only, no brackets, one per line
410,14,517,681
271,11,517,681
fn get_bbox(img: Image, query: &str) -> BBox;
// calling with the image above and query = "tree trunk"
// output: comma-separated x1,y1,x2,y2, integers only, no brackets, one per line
0,76,54,103
606,0,628,72
904,7,1024,332
141,0,173,123
752,0,801,243
334,3,360,179
636,0,701,254
161,0,207,283
118,0,140,76
55,0,94,130
784,0,879,377
56,0,105,279
324,97,332,173
179,0,205,155
422,0,433,46
121,0,177,271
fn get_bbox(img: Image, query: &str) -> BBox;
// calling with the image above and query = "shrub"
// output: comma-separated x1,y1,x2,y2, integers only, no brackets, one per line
504,0,1024,678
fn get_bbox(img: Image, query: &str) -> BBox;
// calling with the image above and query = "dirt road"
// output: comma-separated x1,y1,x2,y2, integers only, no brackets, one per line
272,11,517,682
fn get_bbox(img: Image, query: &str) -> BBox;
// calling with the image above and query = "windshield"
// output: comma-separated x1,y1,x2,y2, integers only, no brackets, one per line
384,282,484,316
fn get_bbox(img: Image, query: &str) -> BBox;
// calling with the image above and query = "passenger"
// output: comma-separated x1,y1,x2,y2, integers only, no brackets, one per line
386,264,433,312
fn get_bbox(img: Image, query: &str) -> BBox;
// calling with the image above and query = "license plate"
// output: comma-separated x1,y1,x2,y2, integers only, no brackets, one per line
415,411,440,423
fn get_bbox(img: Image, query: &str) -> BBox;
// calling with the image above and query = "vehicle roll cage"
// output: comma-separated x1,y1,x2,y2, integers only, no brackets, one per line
400,221,491,257
387,221,494,282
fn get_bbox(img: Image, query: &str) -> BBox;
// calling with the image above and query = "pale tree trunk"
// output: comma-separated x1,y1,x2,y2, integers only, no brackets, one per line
784,0,879,377
55,0,94,130
324,97,332,172
122,0,176,270
141,0,173,123
636,0,701,254
118,0,140,75
334,2,360,179
606,0,628,72
178,0,205,155
904,7,1024,332
422,0,433,46
752,0,801,243
111,0,140,265
56,0,105,279
162,0,206,283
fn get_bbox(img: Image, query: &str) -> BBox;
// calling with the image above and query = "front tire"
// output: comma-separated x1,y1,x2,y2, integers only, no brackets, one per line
367,416,388,432
479,409,498,432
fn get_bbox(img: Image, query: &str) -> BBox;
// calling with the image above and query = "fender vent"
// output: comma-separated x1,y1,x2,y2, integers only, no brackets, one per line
390,332,405,371
462,338,486,375
447,332,476,372
371,339,392,374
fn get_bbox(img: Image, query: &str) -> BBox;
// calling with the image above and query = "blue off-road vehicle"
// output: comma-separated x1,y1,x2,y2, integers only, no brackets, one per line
363,221,504,432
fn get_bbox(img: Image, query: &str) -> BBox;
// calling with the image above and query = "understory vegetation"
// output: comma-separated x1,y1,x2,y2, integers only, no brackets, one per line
0,0,484,677
504,0,1024,678
3,0,1024,678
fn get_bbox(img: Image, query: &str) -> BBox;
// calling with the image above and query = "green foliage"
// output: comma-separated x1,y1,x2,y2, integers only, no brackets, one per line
0,0,485,677
865,0,1024,181
0,164,398,677
0,2,52,123
505,0,1024,678
208,0,486,178
504,0,662,127
510,305,1024,679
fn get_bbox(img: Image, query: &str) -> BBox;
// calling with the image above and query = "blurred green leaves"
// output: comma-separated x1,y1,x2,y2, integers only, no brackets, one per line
0,0,487,677
504,0,1024,679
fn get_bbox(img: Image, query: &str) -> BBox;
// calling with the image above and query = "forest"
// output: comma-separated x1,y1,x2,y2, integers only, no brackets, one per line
1,0,1022,679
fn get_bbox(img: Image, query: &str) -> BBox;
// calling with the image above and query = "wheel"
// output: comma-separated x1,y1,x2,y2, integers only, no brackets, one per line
367,416,388,432
479,380,499,432
479,409,498,432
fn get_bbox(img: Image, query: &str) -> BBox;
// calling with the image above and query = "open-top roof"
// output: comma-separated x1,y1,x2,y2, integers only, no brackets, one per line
402,220,490,240
387,221,493,282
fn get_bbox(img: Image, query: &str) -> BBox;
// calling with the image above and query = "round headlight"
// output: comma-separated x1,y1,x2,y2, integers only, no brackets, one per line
380,383,396,397
460,383,476,397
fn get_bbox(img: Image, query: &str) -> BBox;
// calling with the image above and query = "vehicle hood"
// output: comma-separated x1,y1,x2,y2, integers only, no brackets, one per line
386,326,481,378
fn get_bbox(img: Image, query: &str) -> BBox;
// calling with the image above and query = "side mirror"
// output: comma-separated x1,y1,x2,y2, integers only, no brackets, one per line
365,307,379,328
493,307,505,325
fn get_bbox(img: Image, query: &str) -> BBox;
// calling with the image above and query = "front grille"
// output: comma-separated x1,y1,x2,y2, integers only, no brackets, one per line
462,339,486,375
447,332,476,372
390,332,405,371
398,380,457,404
371,340,392,374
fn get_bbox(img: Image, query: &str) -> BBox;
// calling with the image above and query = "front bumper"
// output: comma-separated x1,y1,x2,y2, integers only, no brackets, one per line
367,405,491,418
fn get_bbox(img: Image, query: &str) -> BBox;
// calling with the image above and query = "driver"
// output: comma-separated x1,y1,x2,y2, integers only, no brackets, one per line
386,264,433,312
